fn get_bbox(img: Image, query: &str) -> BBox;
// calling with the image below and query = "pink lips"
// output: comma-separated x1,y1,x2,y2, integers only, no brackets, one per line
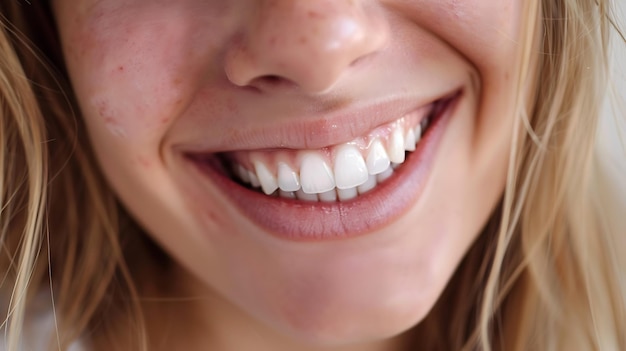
187,92,461,241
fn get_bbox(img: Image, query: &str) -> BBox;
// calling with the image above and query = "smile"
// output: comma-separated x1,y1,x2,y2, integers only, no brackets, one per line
221,100,438,202
186,90,462,240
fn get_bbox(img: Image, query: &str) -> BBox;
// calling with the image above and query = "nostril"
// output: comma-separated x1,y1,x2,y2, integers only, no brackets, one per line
224,0,390,95
262,75,283,84
248,74,300,91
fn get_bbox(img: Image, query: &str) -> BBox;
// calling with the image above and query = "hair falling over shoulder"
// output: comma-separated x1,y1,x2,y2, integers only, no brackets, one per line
0,1,624,350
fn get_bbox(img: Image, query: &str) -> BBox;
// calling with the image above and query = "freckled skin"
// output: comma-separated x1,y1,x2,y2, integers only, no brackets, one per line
51,0,524,349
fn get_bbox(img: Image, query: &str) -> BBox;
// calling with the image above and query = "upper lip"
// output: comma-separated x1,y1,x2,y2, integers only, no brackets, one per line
180,87,462,153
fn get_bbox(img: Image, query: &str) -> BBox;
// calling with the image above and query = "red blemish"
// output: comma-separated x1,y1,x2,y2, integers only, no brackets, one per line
299,36,308,44
160,116,172,125
137,156,152,169
205,210,223,226
95,100,126,137
117,65,125,72
307,10,323,19
96,100,111,118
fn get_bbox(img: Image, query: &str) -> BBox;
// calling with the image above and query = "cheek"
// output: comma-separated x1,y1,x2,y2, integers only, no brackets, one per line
61,7,209,142
453,0,523,73
413,0,523,72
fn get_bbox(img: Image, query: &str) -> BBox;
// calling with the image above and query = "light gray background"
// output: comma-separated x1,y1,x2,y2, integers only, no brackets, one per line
602,3,625,162
596,2,626,212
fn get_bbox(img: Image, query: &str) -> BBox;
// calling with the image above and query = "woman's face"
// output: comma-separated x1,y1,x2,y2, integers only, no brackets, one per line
53,0,524,346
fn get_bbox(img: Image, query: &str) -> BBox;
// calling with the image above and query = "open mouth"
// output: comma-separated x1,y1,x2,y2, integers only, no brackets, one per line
185,90,462,240
190,91,458,200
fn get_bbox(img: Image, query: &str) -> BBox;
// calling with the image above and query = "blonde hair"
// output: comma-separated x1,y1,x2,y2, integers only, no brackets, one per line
481,0,626,349
0,1,624,350
0,3,146,350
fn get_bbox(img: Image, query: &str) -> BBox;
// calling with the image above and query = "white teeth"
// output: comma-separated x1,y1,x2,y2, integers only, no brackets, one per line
300,153,335,194
366,140,391,175
254,160,279,195
388,127,406,163
337,187,358,201
277,162,301,192
248,171,261,188
376,166,394,183
414,123,422,144
296,189,318,202
334,145,369,189
404,129,416,152
233,112,430,199
319,190,338,202
357,175,377,195
237,164,251,184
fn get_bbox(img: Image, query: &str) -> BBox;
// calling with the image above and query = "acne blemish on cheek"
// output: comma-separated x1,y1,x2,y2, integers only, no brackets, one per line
94,99,128,138
307,10,324,19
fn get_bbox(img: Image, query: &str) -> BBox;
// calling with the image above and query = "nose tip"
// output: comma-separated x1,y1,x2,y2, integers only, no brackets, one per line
224,1,389,94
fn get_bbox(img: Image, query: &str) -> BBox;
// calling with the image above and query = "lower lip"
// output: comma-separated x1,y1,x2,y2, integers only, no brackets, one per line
186,93,461,242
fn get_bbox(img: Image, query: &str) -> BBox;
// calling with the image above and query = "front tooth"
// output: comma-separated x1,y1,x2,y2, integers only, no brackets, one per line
404,129,416,151
334,145,369,189
337,187,358,201
388,127,406,163
357,175,377,195
319,190,337,202
366,140,391,175
300,152,335,194
254,160,278,195
277,162,300,192
296,189,319,202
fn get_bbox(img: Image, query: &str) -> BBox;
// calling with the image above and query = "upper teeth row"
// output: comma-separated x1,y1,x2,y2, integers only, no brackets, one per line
234,116,430,201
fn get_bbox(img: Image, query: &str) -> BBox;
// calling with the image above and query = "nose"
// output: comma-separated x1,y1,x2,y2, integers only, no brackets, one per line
224,0,389,93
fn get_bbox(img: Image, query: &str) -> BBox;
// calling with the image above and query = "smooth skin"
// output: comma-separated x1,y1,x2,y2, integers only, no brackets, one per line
52,1,523,350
